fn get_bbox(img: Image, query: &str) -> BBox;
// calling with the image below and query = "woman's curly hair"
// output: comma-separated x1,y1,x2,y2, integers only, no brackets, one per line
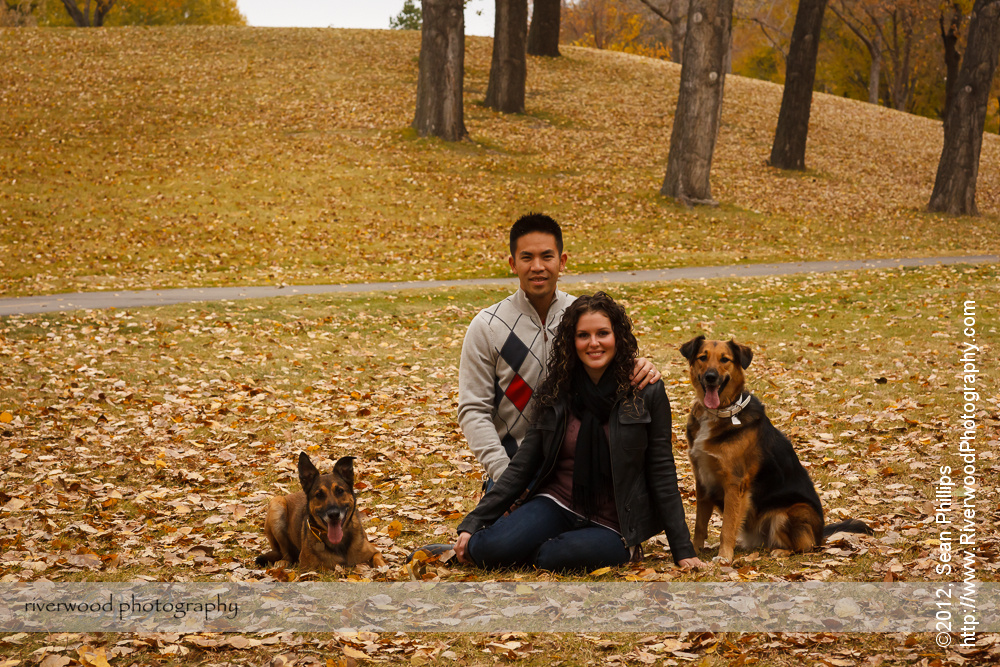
535,291,639,407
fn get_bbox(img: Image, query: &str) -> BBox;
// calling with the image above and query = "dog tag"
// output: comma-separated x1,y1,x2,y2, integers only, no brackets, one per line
731,415,741,426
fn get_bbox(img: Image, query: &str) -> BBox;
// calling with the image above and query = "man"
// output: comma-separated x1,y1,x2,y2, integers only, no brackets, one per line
458,213,660,485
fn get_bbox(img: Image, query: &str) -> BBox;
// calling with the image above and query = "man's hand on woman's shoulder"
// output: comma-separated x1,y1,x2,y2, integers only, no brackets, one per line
630,358,661,390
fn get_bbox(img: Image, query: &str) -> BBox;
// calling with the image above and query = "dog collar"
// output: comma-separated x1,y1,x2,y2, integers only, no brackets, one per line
307,518,326,543
705,392,752,425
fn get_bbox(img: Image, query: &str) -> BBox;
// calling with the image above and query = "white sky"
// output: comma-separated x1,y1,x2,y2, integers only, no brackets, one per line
236,0,496,37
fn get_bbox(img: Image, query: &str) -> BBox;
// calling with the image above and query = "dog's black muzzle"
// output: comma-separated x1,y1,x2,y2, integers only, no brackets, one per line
701,370,728,391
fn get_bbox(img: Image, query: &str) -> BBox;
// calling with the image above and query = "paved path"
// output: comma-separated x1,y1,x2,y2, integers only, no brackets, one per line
1,255,996,317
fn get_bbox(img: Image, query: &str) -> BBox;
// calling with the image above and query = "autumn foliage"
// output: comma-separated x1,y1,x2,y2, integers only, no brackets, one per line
561,0,672,59
40,0,246,26
736,0,1000,127
561,0,1000,128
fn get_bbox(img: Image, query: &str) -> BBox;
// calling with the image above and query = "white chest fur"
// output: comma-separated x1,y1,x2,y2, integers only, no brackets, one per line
688,415,719,488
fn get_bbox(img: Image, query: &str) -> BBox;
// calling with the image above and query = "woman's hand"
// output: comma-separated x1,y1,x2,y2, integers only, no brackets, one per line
677,556,705,570
455,532,473,565
631,357,661,390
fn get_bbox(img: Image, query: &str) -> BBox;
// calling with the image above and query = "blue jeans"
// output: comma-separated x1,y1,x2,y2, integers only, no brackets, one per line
466,496,631,571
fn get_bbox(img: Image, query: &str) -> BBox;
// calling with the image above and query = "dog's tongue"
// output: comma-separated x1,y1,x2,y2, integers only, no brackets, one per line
327,518,343,545
704,387,721,410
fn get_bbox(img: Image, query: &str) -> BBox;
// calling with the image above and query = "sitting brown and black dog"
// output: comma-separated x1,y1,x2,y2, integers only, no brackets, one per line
256,452,386,570
680,336,871,562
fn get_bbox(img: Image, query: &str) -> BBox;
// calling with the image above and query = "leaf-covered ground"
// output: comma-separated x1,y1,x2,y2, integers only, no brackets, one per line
1,263,997,664
1,27,998,298
2,23,998,667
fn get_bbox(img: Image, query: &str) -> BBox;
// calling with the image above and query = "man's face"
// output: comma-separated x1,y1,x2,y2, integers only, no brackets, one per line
508,231,567,305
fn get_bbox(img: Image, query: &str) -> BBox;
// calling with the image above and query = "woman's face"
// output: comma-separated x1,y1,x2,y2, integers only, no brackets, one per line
575,310,616,383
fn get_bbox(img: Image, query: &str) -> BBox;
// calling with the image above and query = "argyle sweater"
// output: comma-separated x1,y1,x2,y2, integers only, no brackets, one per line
458,289,576,481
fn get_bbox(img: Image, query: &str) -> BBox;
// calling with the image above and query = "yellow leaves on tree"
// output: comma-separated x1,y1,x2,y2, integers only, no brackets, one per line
41,0,246,27
561,0,672,60
113,0,247,26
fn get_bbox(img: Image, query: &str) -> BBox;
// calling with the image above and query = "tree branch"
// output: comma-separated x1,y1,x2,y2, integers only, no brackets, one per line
742,15,789,60
94,0,114,26
635,0,675,25
829,3,875,53
60,0,88,26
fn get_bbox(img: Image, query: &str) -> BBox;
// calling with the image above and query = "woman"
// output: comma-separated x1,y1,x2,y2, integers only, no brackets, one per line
454,292,703,571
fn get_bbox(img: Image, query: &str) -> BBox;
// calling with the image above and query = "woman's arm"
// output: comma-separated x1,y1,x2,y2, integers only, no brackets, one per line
456,417,549,536
643,383,698,564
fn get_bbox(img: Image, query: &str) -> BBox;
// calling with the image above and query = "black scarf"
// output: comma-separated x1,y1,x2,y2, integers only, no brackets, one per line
570,364,617,519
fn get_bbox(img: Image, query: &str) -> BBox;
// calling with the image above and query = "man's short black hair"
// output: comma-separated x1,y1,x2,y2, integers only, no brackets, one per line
509,213,563,256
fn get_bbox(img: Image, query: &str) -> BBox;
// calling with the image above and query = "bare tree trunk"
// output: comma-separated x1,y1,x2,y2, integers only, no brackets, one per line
831,3,882,104
413,0,468,141
60,0,90,25
59,0,115,26
928,0,1000,216
867,30,881,104
93,0,113,25
668,8,688,64
485,0,528,113
636,0,689,64
661,0,734,204
886,9,914,112
940,5,963,122
527,0,560,57
769,0,827,170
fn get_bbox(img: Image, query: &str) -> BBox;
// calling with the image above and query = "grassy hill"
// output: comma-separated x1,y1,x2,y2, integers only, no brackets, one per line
0,26,996,297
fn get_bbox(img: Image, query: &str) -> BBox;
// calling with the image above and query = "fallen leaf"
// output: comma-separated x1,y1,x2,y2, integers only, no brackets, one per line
342,646,367,661
78,646,111,667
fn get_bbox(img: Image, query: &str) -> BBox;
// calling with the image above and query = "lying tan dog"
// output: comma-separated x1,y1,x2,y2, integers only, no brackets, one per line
680,336,872,562
256,452,385,570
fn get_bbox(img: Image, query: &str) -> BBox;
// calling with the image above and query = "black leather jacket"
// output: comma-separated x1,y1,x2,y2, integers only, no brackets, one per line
457,382,697,564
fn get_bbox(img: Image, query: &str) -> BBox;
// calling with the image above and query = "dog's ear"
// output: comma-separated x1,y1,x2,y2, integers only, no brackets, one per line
297,452,320,494
727,339,753,369
333,456,356,494
680,336,706,363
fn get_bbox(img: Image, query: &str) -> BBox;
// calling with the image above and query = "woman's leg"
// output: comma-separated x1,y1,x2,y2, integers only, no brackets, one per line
534,524,631,571
467,496,573,569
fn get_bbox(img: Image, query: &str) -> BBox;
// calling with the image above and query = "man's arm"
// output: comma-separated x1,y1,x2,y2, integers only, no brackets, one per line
457,314,511,481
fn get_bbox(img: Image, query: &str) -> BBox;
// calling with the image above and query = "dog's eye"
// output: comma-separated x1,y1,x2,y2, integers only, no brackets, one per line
721,356,731,364
314,490,326,500
698,354,708,361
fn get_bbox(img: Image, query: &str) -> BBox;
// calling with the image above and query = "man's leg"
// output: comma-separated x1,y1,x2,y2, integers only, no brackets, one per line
466,496,572,568
534,525,632,571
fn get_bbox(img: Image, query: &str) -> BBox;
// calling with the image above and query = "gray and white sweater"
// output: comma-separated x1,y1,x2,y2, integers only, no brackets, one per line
457,288,576,481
